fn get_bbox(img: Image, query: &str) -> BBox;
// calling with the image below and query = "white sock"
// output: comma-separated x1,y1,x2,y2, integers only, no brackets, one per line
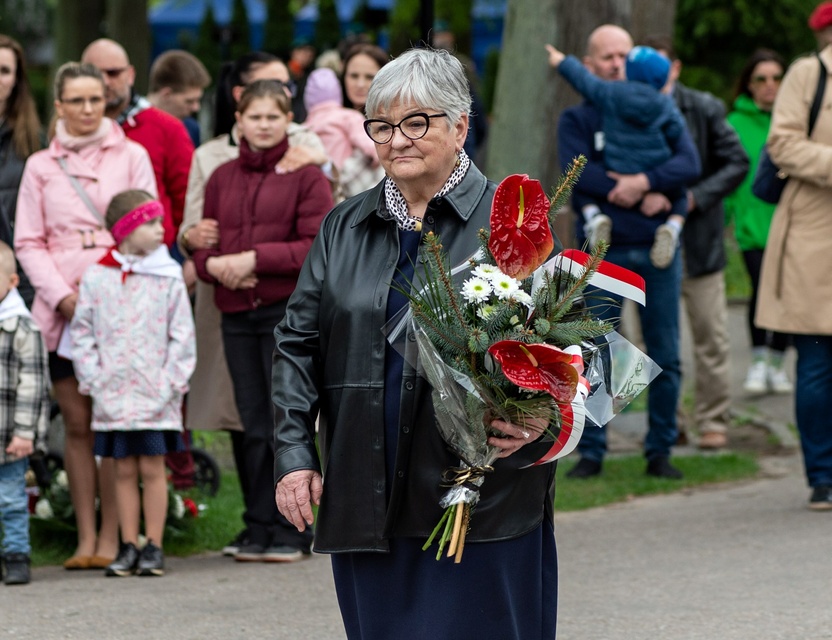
582,204,602,224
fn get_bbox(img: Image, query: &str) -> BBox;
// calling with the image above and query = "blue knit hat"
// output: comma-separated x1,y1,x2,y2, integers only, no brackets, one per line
625,46,670,90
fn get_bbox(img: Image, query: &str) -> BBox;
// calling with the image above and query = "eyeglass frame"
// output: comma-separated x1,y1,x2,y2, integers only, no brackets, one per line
59,96,106,108
363,112,448,144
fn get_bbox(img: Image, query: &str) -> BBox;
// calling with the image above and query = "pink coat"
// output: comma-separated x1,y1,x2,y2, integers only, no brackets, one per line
14,120,157,350
303,100,378,170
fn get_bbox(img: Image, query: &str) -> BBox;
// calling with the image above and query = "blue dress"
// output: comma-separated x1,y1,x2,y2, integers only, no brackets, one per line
331,229,558,640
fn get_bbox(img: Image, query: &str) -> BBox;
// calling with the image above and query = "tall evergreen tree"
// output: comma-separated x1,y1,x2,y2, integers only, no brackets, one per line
229,0,251,60
263,0,294,58
194,4,222,78
315,0,341,52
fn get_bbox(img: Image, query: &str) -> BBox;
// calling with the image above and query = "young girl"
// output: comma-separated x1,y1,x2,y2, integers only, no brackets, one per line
193,80,332,562
70,190,196,577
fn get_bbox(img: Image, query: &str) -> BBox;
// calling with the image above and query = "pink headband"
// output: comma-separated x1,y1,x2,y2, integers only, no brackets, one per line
111,200,164,244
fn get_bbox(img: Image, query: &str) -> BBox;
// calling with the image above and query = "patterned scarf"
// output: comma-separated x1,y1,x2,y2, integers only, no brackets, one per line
384,149,471,231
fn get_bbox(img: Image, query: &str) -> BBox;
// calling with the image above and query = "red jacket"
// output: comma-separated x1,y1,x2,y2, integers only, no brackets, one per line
121,104,194,246
193,137,333,313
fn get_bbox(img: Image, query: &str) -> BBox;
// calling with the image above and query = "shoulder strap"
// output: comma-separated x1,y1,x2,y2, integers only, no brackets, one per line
55,157,107,226
808,53,828,135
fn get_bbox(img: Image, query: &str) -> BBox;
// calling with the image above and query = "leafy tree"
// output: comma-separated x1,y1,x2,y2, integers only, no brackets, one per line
388,0,421,55
264,0,294,58
229,0,251,61
315,0,341,51
436,0,473,55
674,0,818,101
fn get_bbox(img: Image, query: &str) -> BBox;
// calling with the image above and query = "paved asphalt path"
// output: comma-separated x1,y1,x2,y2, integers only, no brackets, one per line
5,305,828,640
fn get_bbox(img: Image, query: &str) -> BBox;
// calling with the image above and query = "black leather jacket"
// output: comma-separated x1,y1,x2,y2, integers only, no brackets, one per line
673,83,749,277
0,124,35,305
273,164,559,553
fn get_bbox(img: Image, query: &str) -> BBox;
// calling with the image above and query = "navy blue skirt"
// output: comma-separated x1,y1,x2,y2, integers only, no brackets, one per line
331,520,558,640
94,430,185,459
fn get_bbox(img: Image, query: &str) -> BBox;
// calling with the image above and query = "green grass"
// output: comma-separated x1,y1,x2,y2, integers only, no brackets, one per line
29,472,243,568
724,230,752,302
554,452,759,511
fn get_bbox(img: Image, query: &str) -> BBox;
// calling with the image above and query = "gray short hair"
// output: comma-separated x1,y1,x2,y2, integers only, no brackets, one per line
364,48,471,124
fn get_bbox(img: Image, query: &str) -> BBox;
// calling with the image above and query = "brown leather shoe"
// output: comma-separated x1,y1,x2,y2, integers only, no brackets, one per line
698,431,728,450
89,555,115,569
63,555,92,570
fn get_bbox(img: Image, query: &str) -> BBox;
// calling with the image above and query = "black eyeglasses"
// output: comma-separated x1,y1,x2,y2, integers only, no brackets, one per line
751,74,783,84
100,67,128,78
364,112,448,144
60,96,105,108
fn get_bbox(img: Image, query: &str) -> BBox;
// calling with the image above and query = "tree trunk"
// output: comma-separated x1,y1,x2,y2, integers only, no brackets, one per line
53,0,105,66
106,0,151,94
486,0,677,244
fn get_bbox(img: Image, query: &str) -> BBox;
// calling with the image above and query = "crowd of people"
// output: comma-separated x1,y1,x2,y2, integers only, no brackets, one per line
0,4,829,638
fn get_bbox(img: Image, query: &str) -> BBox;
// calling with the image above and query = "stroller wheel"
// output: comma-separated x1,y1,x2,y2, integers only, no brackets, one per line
190,448,221,496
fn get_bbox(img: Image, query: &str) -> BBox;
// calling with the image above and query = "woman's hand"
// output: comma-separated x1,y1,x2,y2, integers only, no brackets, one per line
184,219,220,251
57,293,78,320
276,469,323,532
206,252,258,290
277,145,327,174
488,416,549,459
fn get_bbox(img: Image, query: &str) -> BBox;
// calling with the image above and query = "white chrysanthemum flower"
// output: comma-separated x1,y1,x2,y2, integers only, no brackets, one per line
512,290,533,307
35,498,53,519
172,493,185,519
55,470,69,488
476,304,497,320
461,277,492,303
472,264,500,279
492,274,521,300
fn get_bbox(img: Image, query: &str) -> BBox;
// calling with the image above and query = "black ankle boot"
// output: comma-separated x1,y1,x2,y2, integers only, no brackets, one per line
3,553,31,585
106,543,140,577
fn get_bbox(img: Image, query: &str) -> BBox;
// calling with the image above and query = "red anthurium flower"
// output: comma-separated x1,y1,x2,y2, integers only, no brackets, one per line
488,174,554,280
488,340,578,403
183,497,199,518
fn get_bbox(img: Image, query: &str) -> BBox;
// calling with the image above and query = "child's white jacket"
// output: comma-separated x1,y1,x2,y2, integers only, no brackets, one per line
70,246,196,432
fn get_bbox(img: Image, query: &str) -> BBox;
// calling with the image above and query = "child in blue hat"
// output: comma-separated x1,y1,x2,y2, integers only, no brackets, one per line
546,44,694,268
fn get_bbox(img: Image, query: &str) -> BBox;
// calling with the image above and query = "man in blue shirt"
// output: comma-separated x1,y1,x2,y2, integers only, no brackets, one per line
556,24,701,479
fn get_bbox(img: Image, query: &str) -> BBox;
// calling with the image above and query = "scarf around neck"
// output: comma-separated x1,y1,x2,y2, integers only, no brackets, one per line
55,118,111,151
384,149,470,231
0,288,31,325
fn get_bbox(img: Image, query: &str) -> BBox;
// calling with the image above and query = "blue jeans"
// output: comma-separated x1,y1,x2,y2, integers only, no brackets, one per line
792,335,832,487
0,457,30,555
578,246,682,462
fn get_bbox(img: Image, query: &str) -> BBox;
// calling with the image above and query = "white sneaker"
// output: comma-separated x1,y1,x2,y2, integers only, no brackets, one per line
743,360,768,395
650,223,678,269
584,214,612,249
768,365,794,394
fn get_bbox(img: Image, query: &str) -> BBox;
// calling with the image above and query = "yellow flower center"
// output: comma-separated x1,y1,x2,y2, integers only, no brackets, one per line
518,343,538,367
517,185,525,228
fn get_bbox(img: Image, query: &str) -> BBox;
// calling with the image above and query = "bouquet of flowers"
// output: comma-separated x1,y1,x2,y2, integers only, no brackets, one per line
30,468,77,532
388,158,657,563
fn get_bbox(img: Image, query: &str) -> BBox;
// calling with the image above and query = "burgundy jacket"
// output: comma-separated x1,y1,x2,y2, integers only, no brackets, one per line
194,137,333,313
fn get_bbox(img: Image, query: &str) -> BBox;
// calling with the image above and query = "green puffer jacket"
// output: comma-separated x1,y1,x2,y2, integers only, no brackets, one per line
724,94,778,251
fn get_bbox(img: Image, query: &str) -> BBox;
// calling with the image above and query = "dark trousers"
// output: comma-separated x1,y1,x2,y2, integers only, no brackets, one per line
222,302,312,550
742,249,790,352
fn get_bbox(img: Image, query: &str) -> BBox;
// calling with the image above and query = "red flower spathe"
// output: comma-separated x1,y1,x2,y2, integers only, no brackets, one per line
487,340,578,403
488,174,554,281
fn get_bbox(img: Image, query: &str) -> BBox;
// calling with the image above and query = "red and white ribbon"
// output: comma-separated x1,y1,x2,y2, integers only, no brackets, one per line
524,345,590,467
536,249,646,306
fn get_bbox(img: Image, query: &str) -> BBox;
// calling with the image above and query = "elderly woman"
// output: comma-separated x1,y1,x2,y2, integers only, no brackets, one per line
273,48,560,639
756,9,832,510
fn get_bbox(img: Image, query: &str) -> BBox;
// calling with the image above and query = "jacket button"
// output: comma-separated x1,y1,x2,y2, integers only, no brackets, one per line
402,425,409,434
397,470,404,478
426,216,435,225
408,333,416,341
404,381,413,391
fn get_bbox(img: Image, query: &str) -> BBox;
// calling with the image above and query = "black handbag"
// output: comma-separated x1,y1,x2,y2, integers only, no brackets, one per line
752,54,827,204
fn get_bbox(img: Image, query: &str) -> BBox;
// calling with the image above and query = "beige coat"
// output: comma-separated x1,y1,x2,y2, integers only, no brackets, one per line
179,124,327,431
757,46,832,335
